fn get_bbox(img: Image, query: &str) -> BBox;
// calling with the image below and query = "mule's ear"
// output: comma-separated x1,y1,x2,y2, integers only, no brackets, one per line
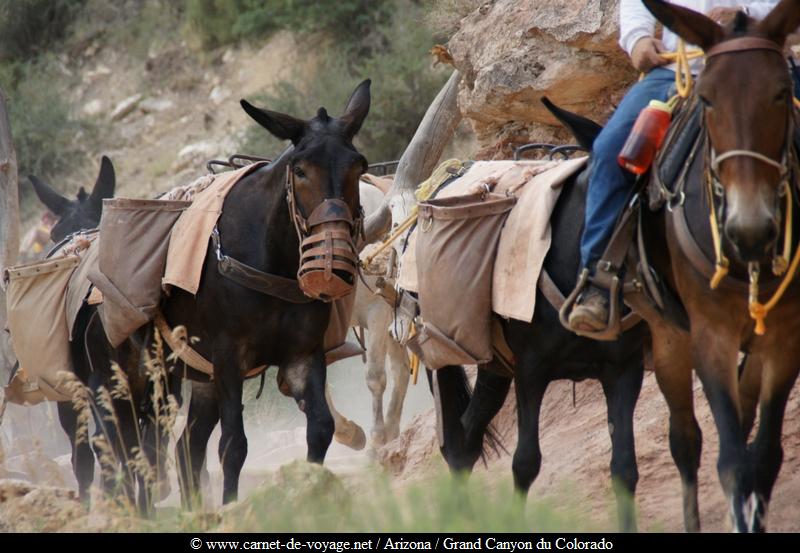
240,99,305,145
642,0,723,51
757,0,800,47
89,155,115,212
340,79,371,139
541,97,604,150
29,175,71,216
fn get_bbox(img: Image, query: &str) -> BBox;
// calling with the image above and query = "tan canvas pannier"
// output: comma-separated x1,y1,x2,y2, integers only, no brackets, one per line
89,198,190,346
408,191,516,369
5,255,81,403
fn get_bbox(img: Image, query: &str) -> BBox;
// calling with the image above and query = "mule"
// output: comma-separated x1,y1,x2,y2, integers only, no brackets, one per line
26,157,148,503
355,182,411,447
162,80,371,504
619,0,800,532
379,127,647,530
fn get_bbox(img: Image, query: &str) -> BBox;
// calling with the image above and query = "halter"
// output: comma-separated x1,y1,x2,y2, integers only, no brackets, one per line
701,37,800,334
285,165,362,301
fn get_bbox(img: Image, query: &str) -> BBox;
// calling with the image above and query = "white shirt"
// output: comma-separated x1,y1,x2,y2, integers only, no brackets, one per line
619,0,779,57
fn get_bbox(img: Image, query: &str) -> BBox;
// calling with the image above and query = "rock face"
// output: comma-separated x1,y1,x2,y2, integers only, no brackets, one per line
448,0,637,158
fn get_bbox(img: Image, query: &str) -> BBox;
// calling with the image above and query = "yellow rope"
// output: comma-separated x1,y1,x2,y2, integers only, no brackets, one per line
749,185,798,335
362,159,464,268
773,184,792,276
750,246,800,336
659,40,703,98
362,207,418,267
706,172,730,289
408,324,420,385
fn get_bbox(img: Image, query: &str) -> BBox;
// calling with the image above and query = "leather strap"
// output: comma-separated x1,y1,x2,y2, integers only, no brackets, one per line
211,227,313,304
593,199,640,290
666,203,782,294
706,37,785,60
539,269,641,331
154,310,214,376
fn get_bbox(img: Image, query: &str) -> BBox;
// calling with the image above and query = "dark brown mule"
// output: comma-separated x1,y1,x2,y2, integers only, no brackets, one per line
162,81,371,504
629,0,800,532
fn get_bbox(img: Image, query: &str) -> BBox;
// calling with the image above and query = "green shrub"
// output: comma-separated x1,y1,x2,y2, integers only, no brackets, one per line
238,4,449,164
0,59,93,214
0,0,85,62
183,0,390,49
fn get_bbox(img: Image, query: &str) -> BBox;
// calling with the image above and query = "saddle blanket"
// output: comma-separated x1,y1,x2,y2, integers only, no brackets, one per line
398,157,588,322
161,161,356,360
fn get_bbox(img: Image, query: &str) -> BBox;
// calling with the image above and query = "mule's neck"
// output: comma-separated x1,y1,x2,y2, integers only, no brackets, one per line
259,146,302,278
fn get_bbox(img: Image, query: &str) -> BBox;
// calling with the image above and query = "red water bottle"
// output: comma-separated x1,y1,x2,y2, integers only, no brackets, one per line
617,100,673,175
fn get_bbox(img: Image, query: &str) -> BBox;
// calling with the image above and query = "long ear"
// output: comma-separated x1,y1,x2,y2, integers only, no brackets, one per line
240,100,306,145
89,155,115,213
642,0,724,51
340,79,371,139
29,175,71,216
758,0,800,46
541,97,604,150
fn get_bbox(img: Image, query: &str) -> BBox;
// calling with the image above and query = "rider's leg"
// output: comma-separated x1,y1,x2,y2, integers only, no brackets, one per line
569,67,676,332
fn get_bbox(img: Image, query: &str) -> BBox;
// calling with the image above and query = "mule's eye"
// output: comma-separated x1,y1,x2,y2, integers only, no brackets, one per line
699,95,713,109
293,166,306,179
774,90,790,104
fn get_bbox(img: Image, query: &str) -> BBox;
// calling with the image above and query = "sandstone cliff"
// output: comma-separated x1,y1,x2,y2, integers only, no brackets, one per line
448,0,636,157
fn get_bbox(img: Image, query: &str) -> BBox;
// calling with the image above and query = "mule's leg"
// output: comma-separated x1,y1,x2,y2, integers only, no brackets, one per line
364,322,389,447
113,395,140,504
86,370,128,498
426,366,469,471
384,336,410,442
212,338,247,504
511,368,548,494
176,380,219,509
57,400,94,502
651,327,702,532
325,385,366,450
460,365,511,470
284,350,335,464
738,355,763,440
745,352,800,532
601,359,644,533
691,330,749,532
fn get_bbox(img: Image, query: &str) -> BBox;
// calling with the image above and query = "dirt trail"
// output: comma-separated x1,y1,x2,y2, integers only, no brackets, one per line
381,371,800,532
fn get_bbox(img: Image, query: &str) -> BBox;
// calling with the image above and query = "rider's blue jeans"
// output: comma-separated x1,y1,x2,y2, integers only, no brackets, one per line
580,67,676,270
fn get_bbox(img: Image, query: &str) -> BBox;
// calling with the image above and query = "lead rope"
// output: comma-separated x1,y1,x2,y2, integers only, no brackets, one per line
655,39,703,99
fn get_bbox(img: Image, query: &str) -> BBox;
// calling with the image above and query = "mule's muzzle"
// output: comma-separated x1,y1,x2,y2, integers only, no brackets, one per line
724,216,779,262
297,199,359,301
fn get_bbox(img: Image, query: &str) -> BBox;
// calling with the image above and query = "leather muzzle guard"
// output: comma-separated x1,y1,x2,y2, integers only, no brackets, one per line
286,165,360,301
298,200,359,301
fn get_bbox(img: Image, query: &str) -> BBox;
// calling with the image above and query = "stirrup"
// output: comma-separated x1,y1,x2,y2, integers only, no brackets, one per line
559,268,623,341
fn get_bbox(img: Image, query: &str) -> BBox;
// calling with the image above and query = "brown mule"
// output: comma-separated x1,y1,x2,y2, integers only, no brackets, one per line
628,0,800,532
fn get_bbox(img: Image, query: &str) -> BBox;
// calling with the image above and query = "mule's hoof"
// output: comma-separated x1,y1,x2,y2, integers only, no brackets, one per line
334,420,367,451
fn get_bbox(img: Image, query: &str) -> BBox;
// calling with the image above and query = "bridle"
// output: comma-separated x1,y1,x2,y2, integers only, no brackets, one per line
701,36,800,333
285,165,363,301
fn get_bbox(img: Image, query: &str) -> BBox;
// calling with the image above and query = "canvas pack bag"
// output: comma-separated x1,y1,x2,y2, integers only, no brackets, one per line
408,191,516,369
4,255,81,404
89,198,190,346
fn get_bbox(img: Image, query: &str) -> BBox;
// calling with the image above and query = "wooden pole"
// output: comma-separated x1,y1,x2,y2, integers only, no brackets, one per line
0,86,19,383
362,70,462,244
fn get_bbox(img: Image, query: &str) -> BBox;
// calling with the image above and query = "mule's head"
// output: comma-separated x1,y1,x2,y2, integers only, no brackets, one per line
29,155,116,243
645,0,800,263
241,80,371,300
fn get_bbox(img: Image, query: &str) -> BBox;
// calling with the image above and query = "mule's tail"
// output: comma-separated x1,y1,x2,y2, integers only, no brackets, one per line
434,365,505,463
